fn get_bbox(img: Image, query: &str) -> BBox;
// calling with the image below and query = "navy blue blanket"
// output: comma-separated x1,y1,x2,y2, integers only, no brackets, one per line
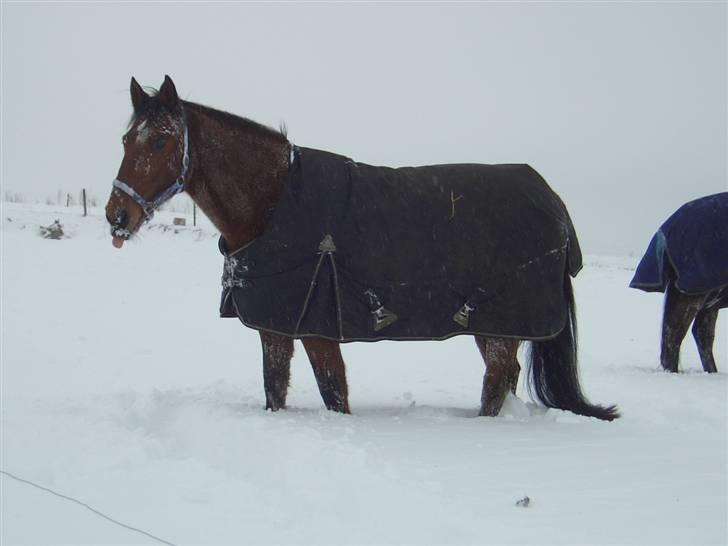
630,192,728,294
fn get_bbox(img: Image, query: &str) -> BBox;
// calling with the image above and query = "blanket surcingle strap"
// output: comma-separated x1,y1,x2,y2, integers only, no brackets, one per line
219,146,582,342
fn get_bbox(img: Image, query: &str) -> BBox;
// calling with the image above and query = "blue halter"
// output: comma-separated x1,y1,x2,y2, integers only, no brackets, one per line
112,109,190,222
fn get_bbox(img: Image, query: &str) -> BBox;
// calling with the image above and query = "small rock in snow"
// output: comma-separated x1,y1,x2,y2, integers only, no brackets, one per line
515,496,531,508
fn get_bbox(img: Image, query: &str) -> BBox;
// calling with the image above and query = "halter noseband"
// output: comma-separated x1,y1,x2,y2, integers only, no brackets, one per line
112,109,190,222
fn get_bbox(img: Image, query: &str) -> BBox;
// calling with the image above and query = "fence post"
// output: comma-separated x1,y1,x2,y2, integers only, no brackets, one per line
193,203,197,226
82,189,87,217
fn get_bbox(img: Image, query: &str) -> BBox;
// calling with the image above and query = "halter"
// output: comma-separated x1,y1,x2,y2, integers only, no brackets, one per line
112,109,190,222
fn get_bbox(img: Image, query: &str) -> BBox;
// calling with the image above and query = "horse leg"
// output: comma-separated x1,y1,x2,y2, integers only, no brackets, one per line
692,305,719,373
475,336,520,417
661,284,703,373
507,347,522,395
302,337,350,413
259,331,294,411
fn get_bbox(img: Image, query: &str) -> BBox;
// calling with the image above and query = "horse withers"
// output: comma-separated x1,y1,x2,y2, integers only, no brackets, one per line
631,193,728,373
105,75,618,421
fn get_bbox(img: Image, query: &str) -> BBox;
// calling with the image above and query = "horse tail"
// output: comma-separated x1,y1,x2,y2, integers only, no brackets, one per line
527,270,620,421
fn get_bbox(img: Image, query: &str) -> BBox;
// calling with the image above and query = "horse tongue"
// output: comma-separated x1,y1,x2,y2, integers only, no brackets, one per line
112,237,125,249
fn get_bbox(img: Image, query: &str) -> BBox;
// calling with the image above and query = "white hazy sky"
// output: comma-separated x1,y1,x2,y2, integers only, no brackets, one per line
1,1,726,255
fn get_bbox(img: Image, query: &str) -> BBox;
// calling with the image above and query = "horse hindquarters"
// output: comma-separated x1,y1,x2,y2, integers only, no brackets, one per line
527,273,619,421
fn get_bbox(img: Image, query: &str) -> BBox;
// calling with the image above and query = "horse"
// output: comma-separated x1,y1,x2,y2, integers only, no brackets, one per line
105,75,618,421
630,193,728,373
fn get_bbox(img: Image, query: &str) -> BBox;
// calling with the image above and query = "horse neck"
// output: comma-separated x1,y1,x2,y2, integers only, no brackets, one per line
183,102,290,251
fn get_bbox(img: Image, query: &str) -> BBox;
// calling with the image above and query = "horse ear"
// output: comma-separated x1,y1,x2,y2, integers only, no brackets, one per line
130,77,150,114
158,75,179,110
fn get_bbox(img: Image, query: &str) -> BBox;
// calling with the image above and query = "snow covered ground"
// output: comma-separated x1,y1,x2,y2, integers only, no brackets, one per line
1,202,726,545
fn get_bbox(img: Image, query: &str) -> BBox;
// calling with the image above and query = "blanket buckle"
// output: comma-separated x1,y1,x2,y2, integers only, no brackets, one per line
221,255,249,289
364,289,398,331
453,302,476,328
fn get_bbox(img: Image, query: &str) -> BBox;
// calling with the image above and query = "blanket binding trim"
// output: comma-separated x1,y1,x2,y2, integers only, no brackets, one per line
229,297,567,344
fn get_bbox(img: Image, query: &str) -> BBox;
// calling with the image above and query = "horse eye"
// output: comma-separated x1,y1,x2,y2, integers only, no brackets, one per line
152,136,167,151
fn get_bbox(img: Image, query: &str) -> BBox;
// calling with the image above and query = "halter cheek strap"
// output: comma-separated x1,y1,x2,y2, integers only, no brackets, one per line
112,109,190,222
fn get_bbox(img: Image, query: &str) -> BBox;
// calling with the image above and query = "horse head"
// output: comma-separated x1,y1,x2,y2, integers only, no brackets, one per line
105,75,188,248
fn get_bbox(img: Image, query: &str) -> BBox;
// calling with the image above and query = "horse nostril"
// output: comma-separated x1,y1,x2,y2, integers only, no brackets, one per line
114,209,129,229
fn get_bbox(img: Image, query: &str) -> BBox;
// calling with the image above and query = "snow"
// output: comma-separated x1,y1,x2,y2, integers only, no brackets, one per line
1,202,726,545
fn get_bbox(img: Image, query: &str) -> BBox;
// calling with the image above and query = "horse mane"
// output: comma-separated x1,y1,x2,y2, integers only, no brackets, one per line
129,88,288,141
182,100,289,141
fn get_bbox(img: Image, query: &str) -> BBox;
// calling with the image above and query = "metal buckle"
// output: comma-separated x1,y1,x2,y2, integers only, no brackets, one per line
221,255,249,289
364,289,398,331
453,302,475,328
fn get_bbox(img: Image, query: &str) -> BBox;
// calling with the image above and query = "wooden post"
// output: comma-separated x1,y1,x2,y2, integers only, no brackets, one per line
193,203,197,226
82,188,87,217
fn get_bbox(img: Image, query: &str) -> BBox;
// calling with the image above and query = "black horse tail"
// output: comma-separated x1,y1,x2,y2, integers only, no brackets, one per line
527,272,620,421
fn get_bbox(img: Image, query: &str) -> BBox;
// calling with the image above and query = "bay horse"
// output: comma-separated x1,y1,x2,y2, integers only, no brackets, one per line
631,193,727,373
105,75,618,421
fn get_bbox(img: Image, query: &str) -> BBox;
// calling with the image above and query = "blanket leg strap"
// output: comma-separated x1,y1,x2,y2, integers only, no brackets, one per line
294,234,344,339
295,234,345,338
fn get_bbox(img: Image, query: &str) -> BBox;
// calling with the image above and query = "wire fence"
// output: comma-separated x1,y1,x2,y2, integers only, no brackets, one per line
0,469,178,546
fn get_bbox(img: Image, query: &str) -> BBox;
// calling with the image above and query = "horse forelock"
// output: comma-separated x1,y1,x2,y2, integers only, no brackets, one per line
126,92,186,147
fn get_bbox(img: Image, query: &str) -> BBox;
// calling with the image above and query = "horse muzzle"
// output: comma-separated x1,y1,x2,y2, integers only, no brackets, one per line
107,208,132,247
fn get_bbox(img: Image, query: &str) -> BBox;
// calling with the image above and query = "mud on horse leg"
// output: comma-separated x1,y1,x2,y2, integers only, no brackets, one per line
661,283,704,373
692,306,719,373
259,331,294,411
302,337,350,413
475,336,520,417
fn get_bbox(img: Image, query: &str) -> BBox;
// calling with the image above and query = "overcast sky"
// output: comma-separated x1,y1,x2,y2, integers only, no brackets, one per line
2,1,726,255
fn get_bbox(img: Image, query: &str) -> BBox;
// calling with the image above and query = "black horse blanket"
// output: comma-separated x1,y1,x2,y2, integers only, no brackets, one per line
630,192,728,295
220,146,582,342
